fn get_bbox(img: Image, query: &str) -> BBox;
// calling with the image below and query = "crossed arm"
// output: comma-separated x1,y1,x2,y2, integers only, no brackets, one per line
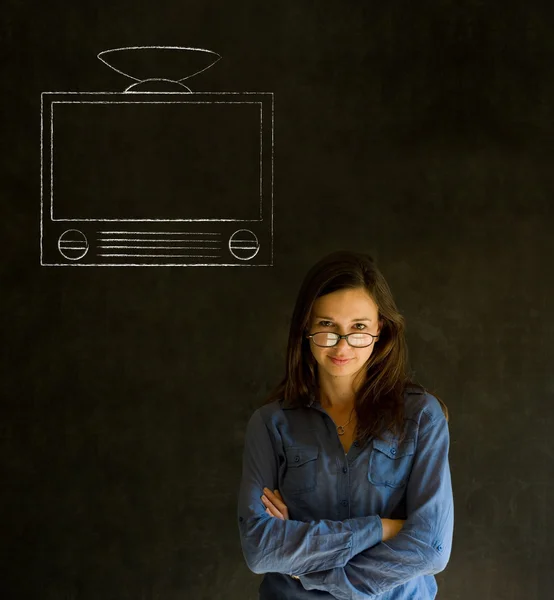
237,410,388,575
261,488,405,581
237,407,454,598
262,487,405,544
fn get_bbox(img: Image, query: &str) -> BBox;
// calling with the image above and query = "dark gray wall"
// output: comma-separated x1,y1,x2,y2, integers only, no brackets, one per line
2,1,553,599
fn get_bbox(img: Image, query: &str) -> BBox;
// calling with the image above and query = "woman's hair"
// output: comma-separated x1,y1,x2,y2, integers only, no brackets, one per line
263,250,448,443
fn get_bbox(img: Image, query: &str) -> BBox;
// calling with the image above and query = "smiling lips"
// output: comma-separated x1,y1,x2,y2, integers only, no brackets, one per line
329,357,352,365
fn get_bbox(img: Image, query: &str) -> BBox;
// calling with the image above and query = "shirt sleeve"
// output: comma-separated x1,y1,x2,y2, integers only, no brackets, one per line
297,408,454,599
237,408,384,576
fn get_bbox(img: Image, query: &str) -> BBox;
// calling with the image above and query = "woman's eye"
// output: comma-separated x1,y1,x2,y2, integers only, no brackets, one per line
317,321,366,329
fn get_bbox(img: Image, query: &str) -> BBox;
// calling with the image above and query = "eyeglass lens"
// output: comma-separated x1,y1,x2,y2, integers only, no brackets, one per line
311,332,373,347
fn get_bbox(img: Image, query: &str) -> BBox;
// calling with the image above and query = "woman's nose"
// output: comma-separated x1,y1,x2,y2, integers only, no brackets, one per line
336,337,350,349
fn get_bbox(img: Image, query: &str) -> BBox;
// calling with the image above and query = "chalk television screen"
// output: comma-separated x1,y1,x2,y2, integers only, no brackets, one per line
51,100,262,221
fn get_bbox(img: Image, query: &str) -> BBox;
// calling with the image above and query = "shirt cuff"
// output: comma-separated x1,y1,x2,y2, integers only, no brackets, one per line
349,515,383,558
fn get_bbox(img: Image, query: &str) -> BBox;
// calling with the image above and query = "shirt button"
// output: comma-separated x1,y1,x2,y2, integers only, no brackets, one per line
437,544,443,552
353,441,359,447
342,467,348,473
239,516,243,522
341,500,348,506
294,456,300,462
390,448,397,455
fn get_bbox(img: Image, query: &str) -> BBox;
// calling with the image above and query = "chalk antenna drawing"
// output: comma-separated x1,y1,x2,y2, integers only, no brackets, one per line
40,46,274,267
97,46,222,92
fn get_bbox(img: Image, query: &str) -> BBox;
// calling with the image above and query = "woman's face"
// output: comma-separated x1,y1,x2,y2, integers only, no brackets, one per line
307,287,383,383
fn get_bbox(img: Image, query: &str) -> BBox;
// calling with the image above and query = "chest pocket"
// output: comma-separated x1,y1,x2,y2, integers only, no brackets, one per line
282,445,319,495
368,437,416,488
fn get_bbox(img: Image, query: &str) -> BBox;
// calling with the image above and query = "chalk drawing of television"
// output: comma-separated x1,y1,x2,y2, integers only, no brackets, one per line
40,47,274,267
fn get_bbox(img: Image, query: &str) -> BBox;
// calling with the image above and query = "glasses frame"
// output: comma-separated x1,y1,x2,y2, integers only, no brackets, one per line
306,331,379,348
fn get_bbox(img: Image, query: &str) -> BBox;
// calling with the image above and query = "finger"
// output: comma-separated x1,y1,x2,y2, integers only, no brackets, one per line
261,495,284,519
263,489,289,519
271,490,289,517
266,507,283,520
264,489,287,512
266,504,284,519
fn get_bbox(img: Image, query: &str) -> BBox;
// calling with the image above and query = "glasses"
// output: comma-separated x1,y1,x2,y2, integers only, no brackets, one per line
306,331,379,348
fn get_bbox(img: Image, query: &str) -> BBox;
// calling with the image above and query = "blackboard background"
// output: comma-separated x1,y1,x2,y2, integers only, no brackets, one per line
2,1,554,598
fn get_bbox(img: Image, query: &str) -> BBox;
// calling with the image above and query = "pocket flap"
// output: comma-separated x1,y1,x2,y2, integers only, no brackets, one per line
373,437,415,459
285,445,319,468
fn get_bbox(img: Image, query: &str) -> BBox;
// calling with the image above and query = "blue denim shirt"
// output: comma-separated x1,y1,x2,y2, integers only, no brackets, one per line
237,389,454,599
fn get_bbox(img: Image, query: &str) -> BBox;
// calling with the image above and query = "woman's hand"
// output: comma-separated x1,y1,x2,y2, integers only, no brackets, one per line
261,487,289,520
380,518,406,541
261,489,298,580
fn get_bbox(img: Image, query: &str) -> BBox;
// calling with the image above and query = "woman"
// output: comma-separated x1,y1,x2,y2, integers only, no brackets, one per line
237,250,454,599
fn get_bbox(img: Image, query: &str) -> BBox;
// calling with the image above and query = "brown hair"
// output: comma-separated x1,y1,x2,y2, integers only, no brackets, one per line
263,250,448,443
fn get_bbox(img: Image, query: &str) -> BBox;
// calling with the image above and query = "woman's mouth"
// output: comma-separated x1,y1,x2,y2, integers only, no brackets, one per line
329,357,352,366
